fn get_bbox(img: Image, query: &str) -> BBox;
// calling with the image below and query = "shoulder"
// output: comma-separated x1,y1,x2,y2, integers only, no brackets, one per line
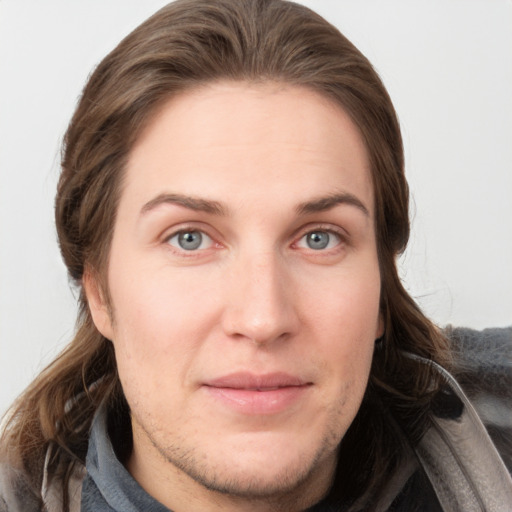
408,332,512,511
0,459,41,512
445,325,512,472
0,447,85,512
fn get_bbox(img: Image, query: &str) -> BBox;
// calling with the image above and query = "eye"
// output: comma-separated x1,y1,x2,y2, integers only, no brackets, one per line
167,230,213,251
297,230,341,251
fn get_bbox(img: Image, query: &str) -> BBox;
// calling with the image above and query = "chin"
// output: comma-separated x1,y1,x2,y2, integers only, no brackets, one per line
161,427,339,500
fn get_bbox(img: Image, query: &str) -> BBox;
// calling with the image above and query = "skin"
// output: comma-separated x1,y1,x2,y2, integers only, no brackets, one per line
85,82,383,511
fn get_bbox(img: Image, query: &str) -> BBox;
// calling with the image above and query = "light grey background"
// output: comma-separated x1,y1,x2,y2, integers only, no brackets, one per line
1,0,511,417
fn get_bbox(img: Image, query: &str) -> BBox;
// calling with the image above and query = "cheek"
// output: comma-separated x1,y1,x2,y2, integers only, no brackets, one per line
304,261,381,339
109,260,218,343
303,263,380,390
106,265,218,398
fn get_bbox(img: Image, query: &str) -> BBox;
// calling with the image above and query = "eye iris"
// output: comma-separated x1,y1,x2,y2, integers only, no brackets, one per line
307,231,330,250
178,231,202,250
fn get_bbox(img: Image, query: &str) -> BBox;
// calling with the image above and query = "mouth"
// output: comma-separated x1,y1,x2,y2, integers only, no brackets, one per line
202,372,312,415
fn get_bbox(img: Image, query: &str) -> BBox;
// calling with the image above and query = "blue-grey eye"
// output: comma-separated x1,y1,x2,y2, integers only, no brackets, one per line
307,231,330,250
168,230,212,251
298,230,340,250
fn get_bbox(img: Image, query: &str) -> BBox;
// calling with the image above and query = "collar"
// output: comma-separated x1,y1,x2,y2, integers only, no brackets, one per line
83,403,170,512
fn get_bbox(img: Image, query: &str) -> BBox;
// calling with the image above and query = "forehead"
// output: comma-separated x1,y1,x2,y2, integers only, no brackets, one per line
122,81,373,216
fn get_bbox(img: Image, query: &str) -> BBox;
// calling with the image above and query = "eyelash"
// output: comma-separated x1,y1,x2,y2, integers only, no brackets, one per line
162,224,347,255
164,225,217,255
293,225,347,253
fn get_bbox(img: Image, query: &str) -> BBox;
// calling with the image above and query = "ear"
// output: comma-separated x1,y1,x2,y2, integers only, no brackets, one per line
83,268,114,341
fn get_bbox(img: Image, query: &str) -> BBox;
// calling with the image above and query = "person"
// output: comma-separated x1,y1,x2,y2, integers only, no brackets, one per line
0,0,510,510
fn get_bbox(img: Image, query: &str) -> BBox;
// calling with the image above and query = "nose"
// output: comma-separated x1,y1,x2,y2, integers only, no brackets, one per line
221,251,299,346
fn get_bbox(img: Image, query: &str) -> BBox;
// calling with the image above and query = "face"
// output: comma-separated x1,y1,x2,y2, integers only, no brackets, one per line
86,82,383,510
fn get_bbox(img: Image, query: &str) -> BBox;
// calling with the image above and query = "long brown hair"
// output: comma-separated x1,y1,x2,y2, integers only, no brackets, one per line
2,0,450,508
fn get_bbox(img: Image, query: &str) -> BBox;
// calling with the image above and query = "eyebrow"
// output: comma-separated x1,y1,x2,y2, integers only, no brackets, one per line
140,191,369,218
296,192,370,217
140,193,227,216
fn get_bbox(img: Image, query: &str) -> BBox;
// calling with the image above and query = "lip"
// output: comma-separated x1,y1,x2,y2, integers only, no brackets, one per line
202,372,312,415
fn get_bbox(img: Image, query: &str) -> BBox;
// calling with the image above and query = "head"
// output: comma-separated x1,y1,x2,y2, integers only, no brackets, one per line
8,0,449,508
